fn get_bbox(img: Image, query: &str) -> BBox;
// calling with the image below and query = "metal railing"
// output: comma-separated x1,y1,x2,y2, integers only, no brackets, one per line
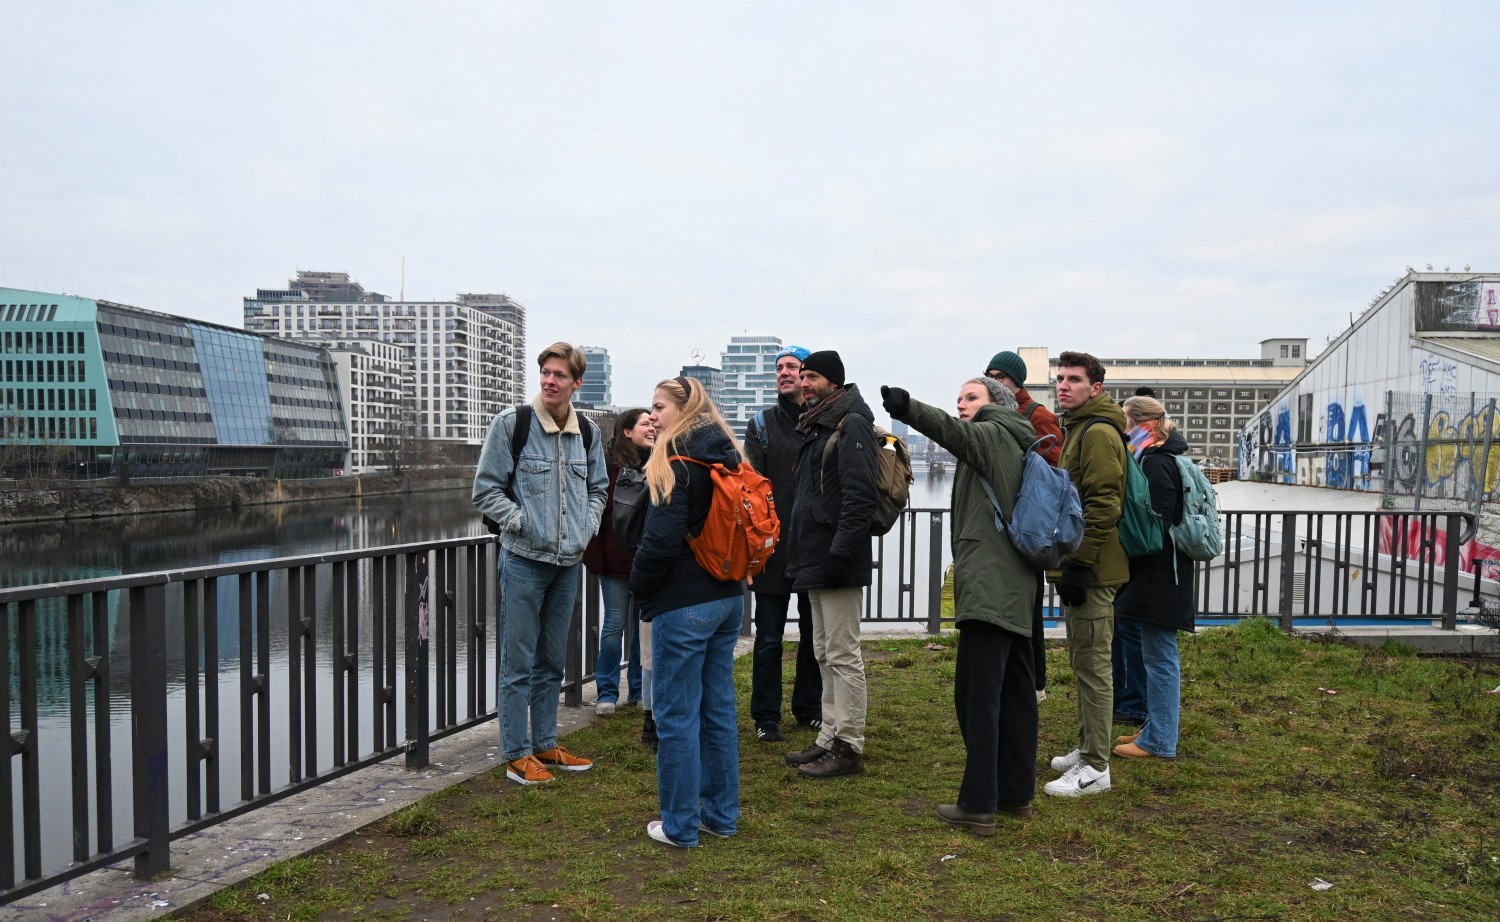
0,508,953,902
0,506,1478,901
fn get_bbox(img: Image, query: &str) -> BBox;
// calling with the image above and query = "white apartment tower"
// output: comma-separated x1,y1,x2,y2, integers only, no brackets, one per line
326,339,407,474
243,271,525,465
718,335,785,426
577,346,612,408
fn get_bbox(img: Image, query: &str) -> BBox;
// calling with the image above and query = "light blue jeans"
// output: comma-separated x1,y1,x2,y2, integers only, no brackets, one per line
651,595,743,846
498,551,579,761
1130,621,1181,758
1112,617,1147,721
595,575,642,705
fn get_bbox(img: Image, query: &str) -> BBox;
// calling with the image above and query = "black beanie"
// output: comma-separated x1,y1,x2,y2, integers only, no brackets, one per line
800,350,845,387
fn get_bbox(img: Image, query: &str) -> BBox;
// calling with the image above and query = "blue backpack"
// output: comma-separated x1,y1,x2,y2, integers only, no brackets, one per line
978,434,1085,570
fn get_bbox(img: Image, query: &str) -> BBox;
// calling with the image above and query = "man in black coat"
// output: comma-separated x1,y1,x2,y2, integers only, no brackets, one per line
745,345,824,743
782,350,878,779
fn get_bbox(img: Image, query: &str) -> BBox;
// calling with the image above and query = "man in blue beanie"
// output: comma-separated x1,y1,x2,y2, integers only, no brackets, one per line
744,345,824,743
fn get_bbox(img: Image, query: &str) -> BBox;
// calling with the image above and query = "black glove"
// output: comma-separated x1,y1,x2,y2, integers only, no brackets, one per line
823,553,853,588
880,385,910,419
1056,563,1091,608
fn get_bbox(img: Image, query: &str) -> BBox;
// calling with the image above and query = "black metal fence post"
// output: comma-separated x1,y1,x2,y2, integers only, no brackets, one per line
129,583,170,879
1442,514,1462,630
927,511,945,634
1278,514,1298,631
406,553,430,769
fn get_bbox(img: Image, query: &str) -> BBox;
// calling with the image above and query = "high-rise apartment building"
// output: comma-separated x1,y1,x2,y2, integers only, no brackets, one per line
678,363,724,410
2,287,347,479
718,335,784,426
244,271,524,465
577,346,612,408
325,339,407,474
457,293,527,407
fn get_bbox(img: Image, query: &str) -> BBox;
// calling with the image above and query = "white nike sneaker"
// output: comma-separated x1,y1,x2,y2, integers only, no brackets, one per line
1044,763,1111,797
1049,748,1081,773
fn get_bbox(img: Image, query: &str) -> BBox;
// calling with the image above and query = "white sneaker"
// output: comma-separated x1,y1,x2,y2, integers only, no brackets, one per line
596,701,616,716
1049,748,1080,773
646,820,692,848
1044,763,1111,798
1036,689,1048,703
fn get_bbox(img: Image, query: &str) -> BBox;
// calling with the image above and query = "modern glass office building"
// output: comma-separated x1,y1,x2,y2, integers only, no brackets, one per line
1,287,347,479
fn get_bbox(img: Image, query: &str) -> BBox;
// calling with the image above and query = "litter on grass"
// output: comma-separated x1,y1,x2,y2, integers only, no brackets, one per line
1309,878,1334,891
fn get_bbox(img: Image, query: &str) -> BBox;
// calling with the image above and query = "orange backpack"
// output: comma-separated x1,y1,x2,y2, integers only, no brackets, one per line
670,456,780,582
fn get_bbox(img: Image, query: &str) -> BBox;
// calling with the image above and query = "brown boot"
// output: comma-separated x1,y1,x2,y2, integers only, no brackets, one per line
784,743,829,766
797,739,865,778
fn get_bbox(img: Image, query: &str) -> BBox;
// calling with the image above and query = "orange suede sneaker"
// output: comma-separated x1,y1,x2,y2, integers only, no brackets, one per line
535,745,593,772
506,755,555,785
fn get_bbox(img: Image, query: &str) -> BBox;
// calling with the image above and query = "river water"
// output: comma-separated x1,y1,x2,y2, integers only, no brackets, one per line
2,474,956,589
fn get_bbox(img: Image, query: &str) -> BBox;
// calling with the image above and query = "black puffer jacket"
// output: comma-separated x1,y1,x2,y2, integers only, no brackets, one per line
1114,429,1197,632
744,392,803,594
785,384,878,592
628,419,745,620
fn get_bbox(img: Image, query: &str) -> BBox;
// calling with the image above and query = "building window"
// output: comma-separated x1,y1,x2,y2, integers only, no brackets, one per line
1280,344,1289,357
1292,344,1302,358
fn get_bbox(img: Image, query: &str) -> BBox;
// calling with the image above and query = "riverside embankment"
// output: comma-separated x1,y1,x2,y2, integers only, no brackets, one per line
0,471,472,524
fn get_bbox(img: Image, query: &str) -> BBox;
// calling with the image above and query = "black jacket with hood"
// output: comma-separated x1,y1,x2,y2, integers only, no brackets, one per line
628,419,745,620
1114,429,1197,632
784,383,879,592
744,391,804,594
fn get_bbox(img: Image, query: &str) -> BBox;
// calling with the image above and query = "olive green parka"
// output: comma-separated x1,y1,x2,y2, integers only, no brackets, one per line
898,397,1039,636
1052,393,1130,587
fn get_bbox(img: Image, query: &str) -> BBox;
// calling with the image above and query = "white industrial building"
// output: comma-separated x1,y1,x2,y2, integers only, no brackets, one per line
1238,270,1500,575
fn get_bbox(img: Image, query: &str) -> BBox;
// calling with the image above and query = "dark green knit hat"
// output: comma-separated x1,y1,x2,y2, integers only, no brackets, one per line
985,351,1027,386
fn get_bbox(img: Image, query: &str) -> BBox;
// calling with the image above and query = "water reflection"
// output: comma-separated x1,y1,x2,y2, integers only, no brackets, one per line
0,488,492,589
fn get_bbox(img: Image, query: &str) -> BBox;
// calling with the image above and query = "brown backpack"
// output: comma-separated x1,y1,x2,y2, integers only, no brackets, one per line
670,456,781,581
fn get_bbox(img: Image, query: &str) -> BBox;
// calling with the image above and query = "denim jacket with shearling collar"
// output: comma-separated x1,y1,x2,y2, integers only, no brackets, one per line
472,395,608,566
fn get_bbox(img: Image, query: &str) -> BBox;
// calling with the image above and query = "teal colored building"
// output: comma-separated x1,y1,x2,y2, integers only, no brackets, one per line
1,288,347,479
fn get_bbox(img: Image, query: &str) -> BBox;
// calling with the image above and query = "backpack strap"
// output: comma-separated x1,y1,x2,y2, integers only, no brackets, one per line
504,405,533,500
818,416,846,493
753,409,769,449
1023,402,1040,420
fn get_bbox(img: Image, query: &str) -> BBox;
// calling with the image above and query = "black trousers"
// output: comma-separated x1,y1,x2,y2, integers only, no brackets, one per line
955,620,1038,812
1031,571,1048,691
750,591,823,726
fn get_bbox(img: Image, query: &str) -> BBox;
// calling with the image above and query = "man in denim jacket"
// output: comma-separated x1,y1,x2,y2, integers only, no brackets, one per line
473,342,608,785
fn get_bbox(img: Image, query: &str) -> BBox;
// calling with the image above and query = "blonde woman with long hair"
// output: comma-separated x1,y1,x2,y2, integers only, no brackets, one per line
1112,395,1196,762
628,376,747,848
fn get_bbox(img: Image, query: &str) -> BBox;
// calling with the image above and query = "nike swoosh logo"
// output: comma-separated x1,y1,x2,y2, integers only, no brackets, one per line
1079,777,1098,788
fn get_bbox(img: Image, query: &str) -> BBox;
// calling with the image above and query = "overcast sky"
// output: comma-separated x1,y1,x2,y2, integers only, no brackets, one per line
3,1,1497,416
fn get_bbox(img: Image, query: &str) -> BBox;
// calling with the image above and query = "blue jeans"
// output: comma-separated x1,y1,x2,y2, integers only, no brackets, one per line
651,595,743,846
1112,617,1147,721
1131,621,1182,758
595,575,642,705
498,551,579,761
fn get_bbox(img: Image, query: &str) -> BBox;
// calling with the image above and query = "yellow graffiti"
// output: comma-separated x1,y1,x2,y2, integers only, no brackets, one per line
1457,405,1500,493
1426,411,1458,484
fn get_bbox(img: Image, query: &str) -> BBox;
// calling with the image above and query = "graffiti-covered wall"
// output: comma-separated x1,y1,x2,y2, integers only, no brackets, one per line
1239,276,1500,501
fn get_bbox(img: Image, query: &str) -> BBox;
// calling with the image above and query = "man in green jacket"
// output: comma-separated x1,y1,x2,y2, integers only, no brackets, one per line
1045,350,1129,798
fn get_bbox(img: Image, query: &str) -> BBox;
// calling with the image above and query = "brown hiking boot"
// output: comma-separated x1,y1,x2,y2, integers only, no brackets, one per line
935,804,996,836
784,743,829,766
797,739,865,778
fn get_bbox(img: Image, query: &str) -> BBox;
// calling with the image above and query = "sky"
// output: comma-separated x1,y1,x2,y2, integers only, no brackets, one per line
3,1,1497,417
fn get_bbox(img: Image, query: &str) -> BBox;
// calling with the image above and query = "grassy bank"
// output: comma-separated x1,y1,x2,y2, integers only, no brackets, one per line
185,620,1500,921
